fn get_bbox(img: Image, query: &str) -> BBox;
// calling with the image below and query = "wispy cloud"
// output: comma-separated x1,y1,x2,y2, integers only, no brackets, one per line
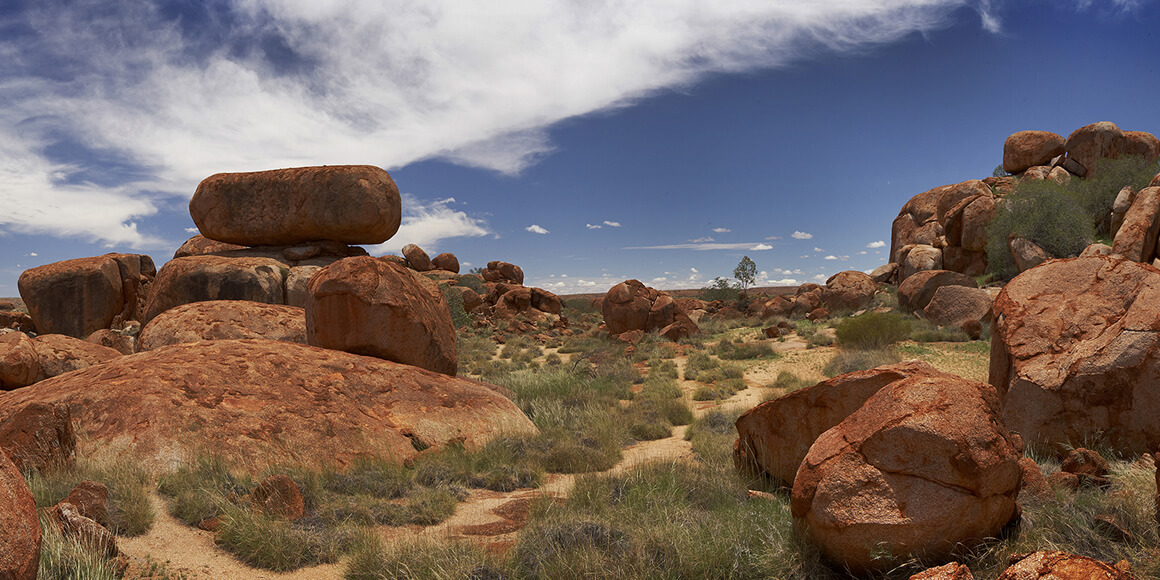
603,221,622,228
712,227,731,233
371,195,490,254
0,0,993,248
792,231,814,240
866,240,886,248
586,224,602,229
627,242,775,251
688,236,715,243
526,224,549,235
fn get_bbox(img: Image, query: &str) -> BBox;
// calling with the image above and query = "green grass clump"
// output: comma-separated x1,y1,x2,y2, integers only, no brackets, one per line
910,319,970,343
713,338,776,360
36,512,125,580
345,535,503,580
772,370,811,393
27,458,155,536
691,378,747,402
834,312,912,350
823,348,901,377
683,351,720,381
215,504,351,571
647,358,679,379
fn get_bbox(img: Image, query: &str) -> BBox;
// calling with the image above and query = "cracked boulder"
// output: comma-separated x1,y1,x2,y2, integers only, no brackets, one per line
602,279,699,340
996,551,1136,580
991,255,1160,456
790,370,1022,573
139,300,306,351
0,339,535,471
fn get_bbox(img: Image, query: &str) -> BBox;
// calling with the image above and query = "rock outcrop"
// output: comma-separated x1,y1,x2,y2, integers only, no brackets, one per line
601,280,699,341
18,254,155,338
990,256,1160,455
791,371,1022,573
139,300,307,351
0,402,75,473
996,551,1135,580
0,449,39,580
0,339,536,470
482,261,524,285
306,257,457,375
189,165,401,246
891,180,994,282
822,271,877,311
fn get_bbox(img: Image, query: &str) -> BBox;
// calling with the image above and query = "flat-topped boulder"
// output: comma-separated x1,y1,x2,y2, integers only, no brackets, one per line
189,165,401,246
18,254,155,338
0,339,535,471
139,300,306,351
991,256,1160,455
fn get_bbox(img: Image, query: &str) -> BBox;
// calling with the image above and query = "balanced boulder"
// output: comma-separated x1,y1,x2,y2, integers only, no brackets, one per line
402,244,433,271
139,300,306,351
991,256,1160,455
791,372,1022,573
306,257,457,375
1003,130,1065,174
0,339,535,470
189,165,401,246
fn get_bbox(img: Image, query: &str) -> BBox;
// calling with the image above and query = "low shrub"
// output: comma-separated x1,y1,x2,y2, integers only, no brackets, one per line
910,319,971,343
683,352,720,381
27,457,155,536
713,337,776,360
834,312,912,350
772,370,811,393
823,348,901,377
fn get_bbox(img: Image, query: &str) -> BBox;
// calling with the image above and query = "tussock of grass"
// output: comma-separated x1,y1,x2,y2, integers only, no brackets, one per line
216,504,352,571
835,312,912,350
37,512,123,580
823,348,901,377
647,358,679,379
27,457,154,536
713,337,776,360
692,378,748,401
345,535,502,580
772,370,811,393
683,352,720,381
910,319,970,343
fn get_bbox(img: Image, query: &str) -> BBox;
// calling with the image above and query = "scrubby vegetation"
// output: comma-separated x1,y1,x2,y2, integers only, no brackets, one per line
27,458,154,536
834,311,911,350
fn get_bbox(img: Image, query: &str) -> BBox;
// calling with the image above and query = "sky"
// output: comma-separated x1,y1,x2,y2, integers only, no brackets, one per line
2,0,1159,297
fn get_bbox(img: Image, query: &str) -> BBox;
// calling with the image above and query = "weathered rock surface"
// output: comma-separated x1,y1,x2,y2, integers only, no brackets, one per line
189,165,401,246
1003,130,1065,174
482,261,524,285
86,329,136,355
0,403,75,473
1008,237,1053,272
431,252,460,273
143,255,287,324
823,271,877,311
18,254,155,338
922,285,993,328
1112,186,1160,263
306,257,457,375
898,270,978,313
62,481,110,528
892,180,992,280
1065,122,1126,178
47,502,118,559
0,339,536,470
29,335,121,383
602,280,698,339
285,265,322,308
139,301,306,351
173,234,246,259
735,361,946,486
252,474,305,521
0,449,39,580
909,562,974,580
0,333,39,390
402,244,433,271
902,244,943,280
791,371,1022,573
990,256,1160,455
996,551,1135,580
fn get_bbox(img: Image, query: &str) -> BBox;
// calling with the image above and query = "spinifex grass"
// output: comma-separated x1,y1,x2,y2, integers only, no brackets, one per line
26,456,154,536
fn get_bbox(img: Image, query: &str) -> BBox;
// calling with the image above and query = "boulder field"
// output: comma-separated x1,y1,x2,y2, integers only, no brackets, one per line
0,339,536,471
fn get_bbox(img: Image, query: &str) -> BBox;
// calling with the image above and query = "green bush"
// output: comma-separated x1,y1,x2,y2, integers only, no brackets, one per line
834,312,912,350
713,338,776,360
772,370,811,393
441,285,471,329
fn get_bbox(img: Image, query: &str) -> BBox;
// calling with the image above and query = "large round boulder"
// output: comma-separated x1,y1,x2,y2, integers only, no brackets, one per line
791,372,1022,573
142,255,287,324
18,254,155,338
431,253,460,274
1003,130,1065,174
898,270,977,313
922,285,993,328
0,339,535,470
0,449,39,580
991,256,1160,455
1063,121,1124,178
139,301,307,351
735,361,944,486
823,271,877,311
0,333,40,391
402,244,433,272
189,165,401,246
306,257,457,376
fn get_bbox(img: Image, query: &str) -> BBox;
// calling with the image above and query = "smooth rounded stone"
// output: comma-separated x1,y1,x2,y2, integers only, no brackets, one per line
252,474,305,521
18,254,155,339
142,255,287,324
823,271,877,311
600,279,693,338
870,263,898,284
1111,186,1160,263
138,300,306,351
898,270,977,313
1122,130,1160,164
62,481,109,528
0,339,535,470
902,244,943,280
991,256,1160,455
0,333,40,390
431,252,460,273
1003,130,1065,174
402,244,433,271
173,234,246,259
790,372,1022,574
0,449,39,580
960,195,995,252
1064,121,1125,178
190,165,401,246
306,257,457,376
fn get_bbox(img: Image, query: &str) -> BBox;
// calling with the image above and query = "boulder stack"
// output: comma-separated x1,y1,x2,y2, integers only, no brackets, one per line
601,280,699,341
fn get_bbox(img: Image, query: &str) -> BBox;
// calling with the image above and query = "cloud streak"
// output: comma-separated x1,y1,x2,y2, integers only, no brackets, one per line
2,0,991,247
626,242,775,251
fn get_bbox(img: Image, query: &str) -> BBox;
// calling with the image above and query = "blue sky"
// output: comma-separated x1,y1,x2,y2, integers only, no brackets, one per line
2,0,1158,296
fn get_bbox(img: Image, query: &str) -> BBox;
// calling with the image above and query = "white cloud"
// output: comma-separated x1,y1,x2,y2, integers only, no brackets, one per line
859,251,868,255
586,224,602,229
791,231,814,240
813,274,827,281
371,194,490,254
603,221,621,228
770,278,799,286
824,255,838,260
626,242,775,251
688,236,715,243
0,1,989,248
712,227,731,233
28,252,37,257
765,235,783,240
526,224,549,235
184,227,199,233
866,240,886,248
814,247,824,253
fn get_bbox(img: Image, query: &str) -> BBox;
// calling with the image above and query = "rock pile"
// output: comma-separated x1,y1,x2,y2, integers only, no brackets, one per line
885,122,1160,282
601,280,699,341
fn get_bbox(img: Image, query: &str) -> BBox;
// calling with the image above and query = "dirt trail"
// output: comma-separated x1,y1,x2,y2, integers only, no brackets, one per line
117,337,786,579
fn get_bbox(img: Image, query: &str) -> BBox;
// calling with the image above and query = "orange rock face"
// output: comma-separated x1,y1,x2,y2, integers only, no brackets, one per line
173,234,246,259
306,257,457,376
991,256,1160,455
922,285,993,328
898,270,977,313
1112,186,1160,263
29,335,122,383
996,551,1135,580
402,244,433,271
601,279,697,339
431,252,460,273
0,339,535,470
189,165,401,246
0,402,75,474
0,333,40,390
823,271,877,311
0,450,40,580
139,300,306,351
790,372,1022,574
142,255,287,324
18,254,154,338
1003,130,1065,174
735,361,945,486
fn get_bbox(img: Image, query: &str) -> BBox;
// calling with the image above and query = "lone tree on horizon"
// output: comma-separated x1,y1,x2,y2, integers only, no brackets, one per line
734,256,756,292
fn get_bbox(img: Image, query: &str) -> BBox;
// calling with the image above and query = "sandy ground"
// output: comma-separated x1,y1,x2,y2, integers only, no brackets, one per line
114,329,988,578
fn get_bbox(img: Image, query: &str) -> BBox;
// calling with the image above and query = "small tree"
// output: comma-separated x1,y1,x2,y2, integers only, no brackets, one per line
733,256,757,292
